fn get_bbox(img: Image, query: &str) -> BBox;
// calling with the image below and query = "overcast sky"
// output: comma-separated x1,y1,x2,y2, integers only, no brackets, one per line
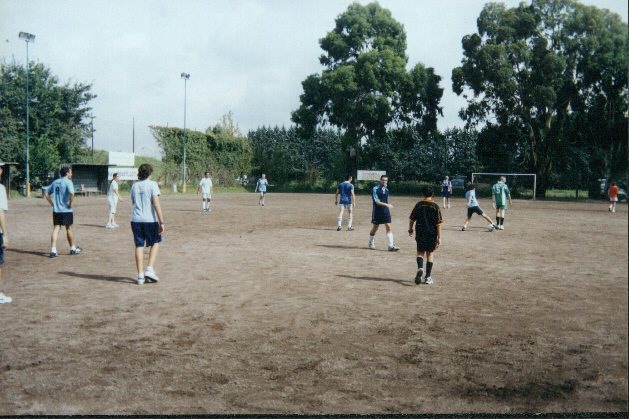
1,0,626,158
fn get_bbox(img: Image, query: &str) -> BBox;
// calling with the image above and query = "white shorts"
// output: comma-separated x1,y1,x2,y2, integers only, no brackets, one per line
337,203,352,210
610,197,618,202
202,193,211,199
108,198,118,214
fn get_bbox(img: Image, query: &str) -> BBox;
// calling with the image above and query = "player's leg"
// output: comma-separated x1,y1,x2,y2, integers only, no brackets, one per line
368,224,379,249
347,207,353,231
384,223,399,251
337,206,344,230
415,249,426,284
498,208,506,229
425,251,435,284
66,225,81,254
135,246,144,284
481,211,496,230
462,207,472,231
50,224,61,257
207,197,212,211
0,235,10,303
612,200,617,213
143,223,161,283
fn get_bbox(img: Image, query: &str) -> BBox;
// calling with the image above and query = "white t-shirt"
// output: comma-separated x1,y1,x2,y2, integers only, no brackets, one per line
108,180,119,201
199,177,213,194
130,179,161,223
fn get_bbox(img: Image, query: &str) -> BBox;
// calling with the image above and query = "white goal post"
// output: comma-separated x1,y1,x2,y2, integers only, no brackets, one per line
471,172,537,200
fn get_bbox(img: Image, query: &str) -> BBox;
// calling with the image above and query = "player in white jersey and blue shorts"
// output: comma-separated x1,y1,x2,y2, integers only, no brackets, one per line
441,176,452,208
44,166,82,258
335,174,356,231
197,171,213,212
461,183,496,232
255,174,269,206
368,175,400,251
130,164,165,285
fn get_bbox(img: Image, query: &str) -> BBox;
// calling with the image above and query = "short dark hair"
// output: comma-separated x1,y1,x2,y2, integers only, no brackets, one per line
60,166,71,177
380,175,388,180
422,186,434,197
112,172,118,179
138,163,153,180
204,171,209,176
466,182,476,190
345,174,352,180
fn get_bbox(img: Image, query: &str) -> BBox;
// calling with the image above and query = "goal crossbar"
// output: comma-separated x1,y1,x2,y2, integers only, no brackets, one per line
471,172,537,200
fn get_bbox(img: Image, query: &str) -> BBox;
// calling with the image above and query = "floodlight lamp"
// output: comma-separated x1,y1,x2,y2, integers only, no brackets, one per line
181,72,190,79
19,32,35,42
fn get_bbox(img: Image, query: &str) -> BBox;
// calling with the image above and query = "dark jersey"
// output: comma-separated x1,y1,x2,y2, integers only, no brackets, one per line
410,200,443,238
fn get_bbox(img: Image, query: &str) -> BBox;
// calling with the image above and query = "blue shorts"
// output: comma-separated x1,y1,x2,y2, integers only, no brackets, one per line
0,233,4,266
131,222,162,248
372,205,391,225
467,206,484,218
442,189,450,198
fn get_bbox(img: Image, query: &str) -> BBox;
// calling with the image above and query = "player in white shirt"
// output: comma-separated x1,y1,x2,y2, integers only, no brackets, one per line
106,173,124,228
0,165,11,304
255,174,269,206
197,171,213,212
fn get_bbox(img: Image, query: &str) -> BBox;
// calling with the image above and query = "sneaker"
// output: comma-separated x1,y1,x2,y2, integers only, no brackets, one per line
105,223,114,229
337,226,342,231
144,267,159,283
348,226,354,231
70,247,82,255
369,242,376,250
388,245,400,252
208,208,212,212
461,226,467,231
609,208,612,212
499,225,505,230
136,274,145,285
415,268,423,285
0,292,12,304
50,251,58,258
112,223,119,228
425,276,434,285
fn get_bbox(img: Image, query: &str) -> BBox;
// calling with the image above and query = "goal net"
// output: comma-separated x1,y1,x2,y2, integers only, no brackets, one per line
471,173,537,200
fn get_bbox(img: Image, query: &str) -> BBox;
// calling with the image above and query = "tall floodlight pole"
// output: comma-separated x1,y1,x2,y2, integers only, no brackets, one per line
180,72,190,193
19,31,35,197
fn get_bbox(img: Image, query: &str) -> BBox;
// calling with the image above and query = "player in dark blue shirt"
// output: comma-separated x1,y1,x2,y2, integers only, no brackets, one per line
335,174,356,231
368,175,399,251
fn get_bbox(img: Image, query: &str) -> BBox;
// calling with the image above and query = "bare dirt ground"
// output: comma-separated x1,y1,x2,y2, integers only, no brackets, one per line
0,192,626,414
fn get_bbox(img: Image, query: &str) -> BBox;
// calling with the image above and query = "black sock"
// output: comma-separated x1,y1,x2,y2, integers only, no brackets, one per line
426,261,433,277
417,257,424,270
497,217,503,225
501,217,505,226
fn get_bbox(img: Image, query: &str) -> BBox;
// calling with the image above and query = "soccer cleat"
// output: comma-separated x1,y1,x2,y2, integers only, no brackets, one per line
337,226,342,231
144,267,159,283
50,251,58,258
415,269,423,285
348,226,354,231
0,292,12,304
369,242,376,250
70,247,82,255
425,276,434,285
461,226,467,231
136,274,145,285
499,225,505,230
388,245,400,252
112,223,119,228
105,223,114,229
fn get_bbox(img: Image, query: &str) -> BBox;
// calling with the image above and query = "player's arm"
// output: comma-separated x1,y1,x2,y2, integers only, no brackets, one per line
335,188,340,205
351,188,356,208
436,222,442,248
44,188,53,207
69,191,74,209
408,218,415,237
151,194,165,233
254,181,258,192
0,210,7,248
197,183,201,195
115,186,123,201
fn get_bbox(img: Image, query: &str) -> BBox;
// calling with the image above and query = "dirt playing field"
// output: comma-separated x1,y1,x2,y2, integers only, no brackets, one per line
0,192,626,414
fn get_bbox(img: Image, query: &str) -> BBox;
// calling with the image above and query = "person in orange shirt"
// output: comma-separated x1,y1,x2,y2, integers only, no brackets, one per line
608,182,619,213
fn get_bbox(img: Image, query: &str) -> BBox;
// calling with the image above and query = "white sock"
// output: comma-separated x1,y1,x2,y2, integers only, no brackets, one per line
337,216,342,228
51,246,57,254
368,235,375,245
348,218,353,228
70,245,76,251
386,232,394,247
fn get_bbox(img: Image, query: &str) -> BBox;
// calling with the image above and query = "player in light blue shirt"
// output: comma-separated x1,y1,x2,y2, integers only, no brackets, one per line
130,164,165,285
462,183,496,232
334,174,356,231
255,174,269,206
44,166,81,258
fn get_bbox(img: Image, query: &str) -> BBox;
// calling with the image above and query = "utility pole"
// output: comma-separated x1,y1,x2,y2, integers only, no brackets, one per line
132,116,135,153
90,116,96,162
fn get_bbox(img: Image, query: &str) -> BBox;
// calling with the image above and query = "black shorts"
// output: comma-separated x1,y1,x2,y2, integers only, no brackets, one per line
467,206,484,218
53,212,74,226
372,206,391,225
0,233,5,266
131,222,162,248
442,189,450,198
416,236,438,253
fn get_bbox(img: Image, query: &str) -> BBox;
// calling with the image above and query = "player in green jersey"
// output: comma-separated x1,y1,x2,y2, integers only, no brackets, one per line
491,176,512,230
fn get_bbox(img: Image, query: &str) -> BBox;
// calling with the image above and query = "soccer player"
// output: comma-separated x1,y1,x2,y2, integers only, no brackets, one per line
255,174,269,206
106,172,123,228
491,176,512,230
335,174,356,231
441,176,452,208
461,183,496,232
608,182,619,213
409,186,442,285
197,171,213,212
44,166,81,258
368,175,400,251
130,164,165,285
0,165,11,303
